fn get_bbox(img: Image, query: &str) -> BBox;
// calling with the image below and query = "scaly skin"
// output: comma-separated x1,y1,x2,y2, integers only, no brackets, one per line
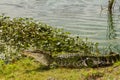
22,50,120,68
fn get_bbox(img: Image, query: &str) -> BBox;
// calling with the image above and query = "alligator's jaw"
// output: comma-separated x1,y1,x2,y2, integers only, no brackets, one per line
22,50,53,66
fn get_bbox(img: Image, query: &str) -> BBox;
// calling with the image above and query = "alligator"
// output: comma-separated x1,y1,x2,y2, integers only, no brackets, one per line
22,50,120,68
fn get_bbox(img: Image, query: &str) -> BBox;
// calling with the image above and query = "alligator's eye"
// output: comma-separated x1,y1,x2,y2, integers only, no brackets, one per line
85,58,94,67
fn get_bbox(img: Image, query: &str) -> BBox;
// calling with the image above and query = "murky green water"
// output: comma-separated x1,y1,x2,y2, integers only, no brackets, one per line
0,0,120,53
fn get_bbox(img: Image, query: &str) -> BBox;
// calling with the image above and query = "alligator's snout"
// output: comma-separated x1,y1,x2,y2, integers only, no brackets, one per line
22,50,53,66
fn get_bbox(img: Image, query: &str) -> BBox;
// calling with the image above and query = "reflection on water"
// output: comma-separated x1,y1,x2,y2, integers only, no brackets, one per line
106,0,120,53
0,0,120,53
107,13,116,40
106,7,116,52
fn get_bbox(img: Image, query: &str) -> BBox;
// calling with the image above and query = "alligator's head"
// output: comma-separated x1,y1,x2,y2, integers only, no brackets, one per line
22,50,53,66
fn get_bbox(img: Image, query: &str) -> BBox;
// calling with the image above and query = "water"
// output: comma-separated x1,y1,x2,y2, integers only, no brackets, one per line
0,0,120,53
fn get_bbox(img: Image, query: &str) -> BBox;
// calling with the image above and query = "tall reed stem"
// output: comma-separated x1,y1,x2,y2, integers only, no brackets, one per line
108,0,115,14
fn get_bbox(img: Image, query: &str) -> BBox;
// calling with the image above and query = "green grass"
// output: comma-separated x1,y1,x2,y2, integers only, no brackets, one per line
0,58,120,80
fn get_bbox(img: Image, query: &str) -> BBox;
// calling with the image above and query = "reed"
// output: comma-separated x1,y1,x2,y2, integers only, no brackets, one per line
108,0,115,14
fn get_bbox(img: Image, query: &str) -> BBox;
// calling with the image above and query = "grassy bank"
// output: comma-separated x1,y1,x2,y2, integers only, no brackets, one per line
0,58,120,80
